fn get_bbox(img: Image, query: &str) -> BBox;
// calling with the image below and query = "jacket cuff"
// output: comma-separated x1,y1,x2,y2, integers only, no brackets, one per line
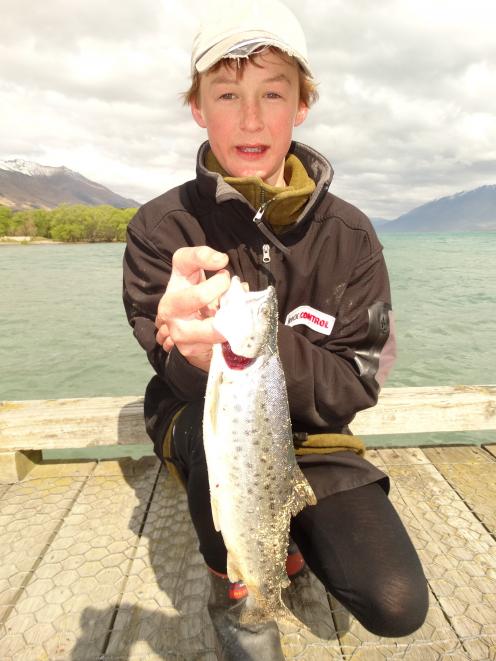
164,346,208,400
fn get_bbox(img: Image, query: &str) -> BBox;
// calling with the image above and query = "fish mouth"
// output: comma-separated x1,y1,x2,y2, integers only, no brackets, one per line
222,342,255,370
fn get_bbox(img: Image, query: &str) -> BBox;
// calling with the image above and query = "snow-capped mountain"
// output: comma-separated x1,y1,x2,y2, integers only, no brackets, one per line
0,159,140,209
378,185,496,232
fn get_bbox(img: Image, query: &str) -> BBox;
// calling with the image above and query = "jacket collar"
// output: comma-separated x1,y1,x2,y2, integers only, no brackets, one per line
195,140,334,227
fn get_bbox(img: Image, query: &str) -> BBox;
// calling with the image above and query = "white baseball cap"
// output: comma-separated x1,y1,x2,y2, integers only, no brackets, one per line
191,0,313,79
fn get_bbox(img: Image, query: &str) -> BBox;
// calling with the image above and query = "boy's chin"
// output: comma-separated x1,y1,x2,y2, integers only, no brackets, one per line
237,167,266,179
233,166,283,187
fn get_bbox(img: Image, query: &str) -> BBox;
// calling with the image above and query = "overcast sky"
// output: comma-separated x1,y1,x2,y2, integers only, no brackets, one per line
1,0,495,218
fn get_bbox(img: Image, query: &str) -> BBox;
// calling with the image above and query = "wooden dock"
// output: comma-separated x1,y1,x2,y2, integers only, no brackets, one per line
1,387,495,660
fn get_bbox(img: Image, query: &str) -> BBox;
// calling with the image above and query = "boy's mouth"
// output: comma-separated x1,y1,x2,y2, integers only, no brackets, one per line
236,145,268,159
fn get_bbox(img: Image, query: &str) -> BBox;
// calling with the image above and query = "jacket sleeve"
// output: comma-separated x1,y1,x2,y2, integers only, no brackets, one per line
122,219,208,401
278,238,395,431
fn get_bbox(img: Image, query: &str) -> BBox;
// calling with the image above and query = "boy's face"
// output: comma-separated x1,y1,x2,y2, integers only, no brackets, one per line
191,50,308,187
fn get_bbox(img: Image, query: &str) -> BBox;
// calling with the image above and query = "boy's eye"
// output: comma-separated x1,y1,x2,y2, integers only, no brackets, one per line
265,92,282,99
219,92,236,100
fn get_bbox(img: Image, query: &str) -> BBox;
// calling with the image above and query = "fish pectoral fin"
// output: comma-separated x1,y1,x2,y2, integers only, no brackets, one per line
210,495,221,532
205,370,222,438
227,554,242,584
290,466,317,516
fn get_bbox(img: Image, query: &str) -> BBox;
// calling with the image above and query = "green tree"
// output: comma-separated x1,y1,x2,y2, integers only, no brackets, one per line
1,203,137,242
0,206,13,235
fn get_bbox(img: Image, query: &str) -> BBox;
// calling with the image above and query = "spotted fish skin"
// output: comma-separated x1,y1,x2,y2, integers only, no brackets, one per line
203,277,316,621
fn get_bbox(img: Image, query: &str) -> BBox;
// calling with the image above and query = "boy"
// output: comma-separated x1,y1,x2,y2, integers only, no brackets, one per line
123,1,428,658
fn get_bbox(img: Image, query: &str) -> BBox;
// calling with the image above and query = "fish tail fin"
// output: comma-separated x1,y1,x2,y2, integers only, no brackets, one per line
289,465,317,516
241,594,299,626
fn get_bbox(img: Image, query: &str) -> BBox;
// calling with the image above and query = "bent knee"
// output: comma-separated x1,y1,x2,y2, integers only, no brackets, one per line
358,576,429,637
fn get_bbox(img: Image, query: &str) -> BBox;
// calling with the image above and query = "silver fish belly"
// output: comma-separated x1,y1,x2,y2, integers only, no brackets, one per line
203,277,316,621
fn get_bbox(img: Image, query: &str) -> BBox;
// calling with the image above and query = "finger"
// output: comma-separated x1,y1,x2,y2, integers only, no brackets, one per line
169,317,226,345
156,323,170,345
172,246,228,278
176,342,214,358
158,270,230,320
163,337,174,352
202,299,220,317
241,281,250,292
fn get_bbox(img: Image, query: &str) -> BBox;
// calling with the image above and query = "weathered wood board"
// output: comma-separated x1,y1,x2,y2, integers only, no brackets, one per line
0,461,95,623
104,465,217,661
106,466,343,661
378,448,496,661
0,450,43,483
0,457,159,661
2,386,495,456
423,445,496,534
1,448,496,660
328,449,464,660
351,385,496,436
483,444,496,460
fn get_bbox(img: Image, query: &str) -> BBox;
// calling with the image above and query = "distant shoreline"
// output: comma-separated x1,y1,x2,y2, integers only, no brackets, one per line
0,236,62,245
0,237,125,245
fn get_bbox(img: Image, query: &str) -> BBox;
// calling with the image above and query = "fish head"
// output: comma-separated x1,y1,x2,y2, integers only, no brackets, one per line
214,277,278,361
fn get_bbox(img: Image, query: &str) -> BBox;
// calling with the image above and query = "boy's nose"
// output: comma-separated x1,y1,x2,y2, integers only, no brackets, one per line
239,102,264,132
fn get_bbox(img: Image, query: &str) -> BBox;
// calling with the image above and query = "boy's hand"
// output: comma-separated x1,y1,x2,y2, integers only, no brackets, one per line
155,246,230,371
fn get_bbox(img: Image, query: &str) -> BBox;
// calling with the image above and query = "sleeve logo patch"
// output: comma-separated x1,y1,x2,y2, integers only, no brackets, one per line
285,306,336,335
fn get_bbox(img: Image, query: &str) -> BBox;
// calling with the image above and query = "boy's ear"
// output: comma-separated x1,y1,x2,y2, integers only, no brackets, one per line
190,98,207,129
294,103,308,127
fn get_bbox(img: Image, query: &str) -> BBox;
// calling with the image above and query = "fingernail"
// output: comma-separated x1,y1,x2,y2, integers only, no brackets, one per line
212,252,226,263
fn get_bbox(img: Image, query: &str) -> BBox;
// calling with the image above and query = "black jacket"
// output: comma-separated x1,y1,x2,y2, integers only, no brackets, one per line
123,141,395,455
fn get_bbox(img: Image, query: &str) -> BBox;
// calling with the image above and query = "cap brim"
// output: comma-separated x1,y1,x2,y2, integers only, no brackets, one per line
194,33,314,79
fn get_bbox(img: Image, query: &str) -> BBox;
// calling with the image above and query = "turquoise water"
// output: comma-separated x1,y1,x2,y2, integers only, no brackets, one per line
1,234,495,450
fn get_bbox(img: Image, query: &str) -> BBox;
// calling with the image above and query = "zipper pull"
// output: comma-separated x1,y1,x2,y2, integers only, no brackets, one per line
253,201,269,223
262,244,271,263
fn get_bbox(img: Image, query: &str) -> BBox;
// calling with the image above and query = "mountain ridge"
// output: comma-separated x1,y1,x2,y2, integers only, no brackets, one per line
377,184,496,232
0,159,139,210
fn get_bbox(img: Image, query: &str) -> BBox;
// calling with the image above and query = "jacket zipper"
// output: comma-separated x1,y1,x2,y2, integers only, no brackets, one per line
253,199,271,224
252,192,292,286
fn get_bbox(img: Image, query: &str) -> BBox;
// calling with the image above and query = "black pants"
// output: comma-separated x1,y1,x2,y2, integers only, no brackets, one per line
170,401,429,638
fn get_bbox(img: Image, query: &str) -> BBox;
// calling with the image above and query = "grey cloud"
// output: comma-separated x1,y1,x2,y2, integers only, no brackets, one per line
1,0,160,46
1,0,494,218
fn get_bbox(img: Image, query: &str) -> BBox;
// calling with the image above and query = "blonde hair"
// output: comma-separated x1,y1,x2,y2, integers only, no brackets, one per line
183,47,319,108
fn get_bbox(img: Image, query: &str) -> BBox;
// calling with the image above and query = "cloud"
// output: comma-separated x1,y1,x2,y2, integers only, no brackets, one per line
0,0,495,217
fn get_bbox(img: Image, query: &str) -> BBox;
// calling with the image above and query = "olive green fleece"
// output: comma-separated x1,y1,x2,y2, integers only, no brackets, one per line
205,150,315,233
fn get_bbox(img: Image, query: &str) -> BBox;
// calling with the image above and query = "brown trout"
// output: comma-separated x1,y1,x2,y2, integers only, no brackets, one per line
203,276,316,622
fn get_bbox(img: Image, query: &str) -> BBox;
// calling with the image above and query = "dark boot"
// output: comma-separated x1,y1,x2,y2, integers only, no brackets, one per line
207,571,285,661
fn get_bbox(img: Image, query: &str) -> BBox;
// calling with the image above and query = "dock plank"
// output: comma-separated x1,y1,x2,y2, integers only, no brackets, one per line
483,444,496,460
1,447,495,659
106,466,343,661
0,483,11,499
328,448,463,660
0,457,159,661
279,570,342,660
104,465,217,661
2,386,495,456
423,446,496,534
0,462,95,623
378,448,496,660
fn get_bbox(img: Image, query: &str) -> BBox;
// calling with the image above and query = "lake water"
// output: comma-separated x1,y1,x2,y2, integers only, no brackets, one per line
1,233,495,451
